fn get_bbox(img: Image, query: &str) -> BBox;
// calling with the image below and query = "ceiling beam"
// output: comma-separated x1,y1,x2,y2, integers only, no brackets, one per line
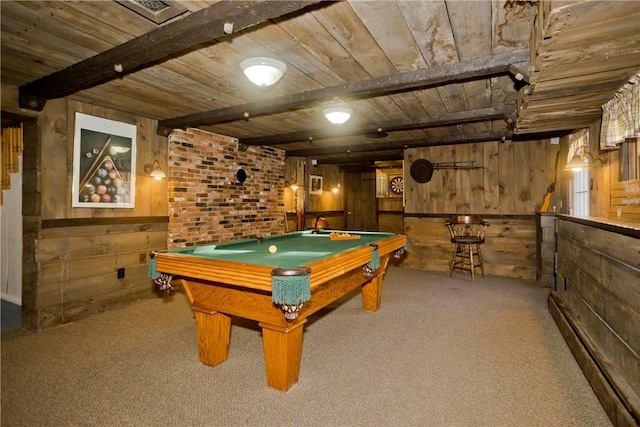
157,50,529,135
239,107,514,145
18,1,322,111
287,131,513,158
316,151,404,166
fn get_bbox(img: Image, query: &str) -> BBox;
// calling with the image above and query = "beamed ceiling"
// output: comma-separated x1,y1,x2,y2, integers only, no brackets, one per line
2,1,639,167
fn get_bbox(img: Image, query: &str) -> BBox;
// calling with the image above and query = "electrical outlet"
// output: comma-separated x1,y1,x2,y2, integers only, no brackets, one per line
139,253,146,264
117,267,125,279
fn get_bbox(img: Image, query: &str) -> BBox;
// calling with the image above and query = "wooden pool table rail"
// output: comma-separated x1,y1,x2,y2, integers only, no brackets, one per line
154,233,407,392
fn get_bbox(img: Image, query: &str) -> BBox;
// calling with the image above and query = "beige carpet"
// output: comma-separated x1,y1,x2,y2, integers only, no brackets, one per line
1,267,612,426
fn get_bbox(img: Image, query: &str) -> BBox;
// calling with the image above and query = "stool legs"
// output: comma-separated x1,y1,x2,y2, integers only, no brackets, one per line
476,244,485,276
468,243,475,282
449,242,485,282
449,244,458,277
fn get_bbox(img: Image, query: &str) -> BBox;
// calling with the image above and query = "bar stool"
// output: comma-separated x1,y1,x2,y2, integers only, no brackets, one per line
445,215,489,282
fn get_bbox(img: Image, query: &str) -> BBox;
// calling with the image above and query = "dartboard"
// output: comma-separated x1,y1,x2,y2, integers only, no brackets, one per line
389,176,403,194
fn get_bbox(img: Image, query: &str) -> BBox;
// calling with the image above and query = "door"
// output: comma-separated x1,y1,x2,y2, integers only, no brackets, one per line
345,171,377,231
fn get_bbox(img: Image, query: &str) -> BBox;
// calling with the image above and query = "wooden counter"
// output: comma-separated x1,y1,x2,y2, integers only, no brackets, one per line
550,215,639,426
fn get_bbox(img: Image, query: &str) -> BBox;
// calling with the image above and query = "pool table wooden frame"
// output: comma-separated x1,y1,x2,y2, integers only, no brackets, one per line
153,233,406,392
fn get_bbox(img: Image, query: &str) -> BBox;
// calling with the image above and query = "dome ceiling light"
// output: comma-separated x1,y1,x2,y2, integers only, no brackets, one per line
323,106,353,124
239,57,287,86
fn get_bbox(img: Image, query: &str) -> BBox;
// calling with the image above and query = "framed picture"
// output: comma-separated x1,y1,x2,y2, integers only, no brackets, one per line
309,174,323,195
72,112,137,208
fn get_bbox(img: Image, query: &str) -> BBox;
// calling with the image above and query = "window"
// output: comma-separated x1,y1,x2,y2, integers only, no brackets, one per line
572,168,589,216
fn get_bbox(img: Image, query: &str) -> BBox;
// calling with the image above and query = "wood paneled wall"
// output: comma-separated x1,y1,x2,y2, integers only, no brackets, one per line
284,159,346,231
551,216,640,426
610,179,640,223
305,162,344,214
404,140,554,214
22,99,170,330
402,139,555,279
40,100,168,219
404,215,536,279
28,219,168,330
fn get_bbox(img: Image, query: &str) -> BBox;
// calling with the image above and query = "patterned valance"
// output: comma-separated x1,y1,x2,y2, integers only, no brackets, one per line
600,72,640,150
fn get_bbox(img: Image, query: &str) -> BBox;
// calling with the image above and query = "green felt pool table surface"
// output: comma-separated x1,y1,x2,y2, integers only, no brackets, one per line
169,230,396,270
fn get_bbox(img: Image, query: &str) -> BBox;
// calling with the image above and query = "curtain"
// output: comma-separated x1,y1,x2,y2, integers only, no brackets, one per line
600,72,640,150
1,124,24,205
567,128,590,163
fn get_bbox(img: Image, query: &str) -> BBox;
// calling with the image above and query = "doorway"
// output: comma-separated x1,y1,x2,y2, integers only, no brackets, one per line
345,170,377,231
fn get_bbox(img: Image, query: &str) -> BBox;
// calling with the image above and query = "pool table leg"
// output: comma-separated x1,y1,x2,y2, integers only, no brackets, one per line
259,320,306,392
194,310,231,366
361,273,384,311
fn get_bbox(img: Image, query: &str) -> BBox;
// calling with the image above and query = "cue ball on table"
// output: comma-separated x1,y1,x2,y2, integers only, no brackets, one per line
268,245,277,254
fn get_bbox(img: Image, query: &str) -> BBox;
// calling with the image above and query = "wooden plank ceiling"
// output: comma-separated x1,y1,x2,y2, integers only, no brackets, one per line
2,1,639,167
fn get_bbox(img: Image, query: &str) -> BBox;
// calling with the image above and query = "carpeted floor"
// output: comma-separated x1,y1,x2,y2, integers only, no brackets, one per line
1,267,612,426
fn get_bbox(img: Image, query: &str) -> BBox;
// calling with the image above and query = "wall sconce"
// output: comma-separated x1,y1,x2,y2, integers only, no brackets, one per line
565,147,608,171
239,57,287,86
285,178,299,192
331,183,341,194
323,106,353,124
144,160,166,179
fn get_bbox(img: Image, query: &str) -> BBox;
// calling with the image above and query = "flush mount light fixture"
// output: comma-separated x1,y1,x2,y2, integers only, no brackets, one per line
239,57,287,86
323,106,353,124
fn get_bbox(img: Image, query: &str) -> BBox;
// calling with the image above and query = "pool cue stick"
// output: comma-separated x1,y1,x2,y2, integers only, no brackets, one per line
79,136,112,190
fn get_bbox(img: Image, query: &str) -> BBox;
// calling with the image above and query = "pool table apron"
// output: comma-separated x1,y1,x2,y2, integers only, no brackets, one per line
156,235,405,392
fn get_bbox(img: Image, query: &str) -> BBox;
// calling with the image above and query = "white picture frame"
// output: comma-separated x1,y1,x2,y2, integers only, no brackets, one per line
72,112,137,208
309,174,323,195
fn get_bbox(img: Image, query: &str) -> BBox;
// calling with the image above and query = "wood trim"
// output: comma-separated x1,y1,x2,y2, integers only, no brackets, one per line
549,293,639,427
304,210,344,217
42,216,169,229
287,131,512,158
403,213,535,220
557,214,640,238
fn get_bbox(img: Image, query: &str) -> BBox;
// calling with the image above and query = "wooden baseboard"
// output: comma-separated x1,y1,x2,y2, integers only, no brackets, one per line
548,293,640,427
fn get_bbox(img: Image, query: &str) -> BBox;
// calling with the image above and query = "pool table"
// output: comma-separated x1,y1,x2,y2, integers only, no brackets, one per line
151,230,406,392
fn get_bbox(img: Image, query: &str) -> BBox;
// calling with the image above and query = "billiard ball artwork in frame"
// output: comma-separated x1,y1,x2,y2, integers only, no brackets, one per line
72,112,137,208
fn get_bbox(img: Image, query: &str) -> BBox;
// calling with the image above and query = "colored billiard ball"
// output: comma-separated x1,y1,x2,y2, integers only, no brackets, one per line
268,245,277,254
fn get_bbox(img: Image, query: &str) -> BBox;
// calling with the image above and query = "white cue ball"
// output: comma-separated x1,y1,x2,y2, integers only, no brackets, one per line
268,245,278,254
